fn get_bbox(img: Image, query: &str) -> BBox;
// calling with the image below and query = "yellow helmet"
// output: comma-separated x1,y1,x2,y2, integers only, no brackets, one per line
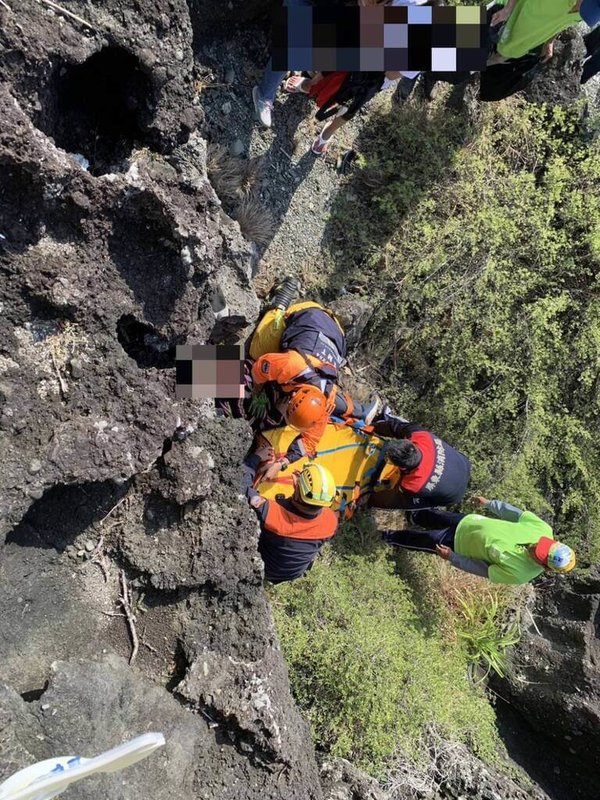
297,463,337,508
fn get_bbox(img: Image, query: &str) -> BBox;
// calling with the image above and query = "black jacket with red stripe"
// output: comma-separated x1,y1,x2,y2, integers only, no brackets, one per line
373,417,471,509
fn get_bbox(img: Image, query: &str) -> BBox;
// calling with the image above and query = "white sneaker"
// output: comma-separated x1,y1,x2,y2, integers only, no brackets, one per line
363,397,381,425
252,86,273,128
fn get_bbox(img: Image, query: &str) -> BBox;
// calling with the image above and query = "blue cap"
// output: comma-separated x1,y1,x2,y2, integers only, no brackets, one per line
580,0,600,27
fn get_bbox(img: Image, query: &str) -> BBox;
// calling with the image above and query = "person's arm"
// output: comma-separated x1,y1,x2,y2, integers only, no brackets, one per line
449,552,490,579
437,543,489,578
471,495,523,523
242,453,262,502
243,442,275,499
491,0,517,27
372,417,421,439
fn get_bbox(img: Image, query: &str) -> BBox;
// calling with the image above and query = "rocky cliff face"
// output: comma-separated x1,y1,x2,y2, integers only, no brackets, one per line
1,3,598,800
495,568,600,800
0,2,321,797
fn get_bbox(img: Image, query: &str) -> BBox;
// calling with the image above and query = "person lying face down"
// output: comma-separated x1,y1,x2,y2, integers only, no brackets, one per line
243,451,339,584
369,411,471,510
381,496,576,585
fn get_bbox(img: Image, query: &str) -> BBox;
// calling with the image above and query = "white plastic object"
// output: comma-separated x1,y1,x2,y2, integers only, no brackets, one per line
0,732,166,800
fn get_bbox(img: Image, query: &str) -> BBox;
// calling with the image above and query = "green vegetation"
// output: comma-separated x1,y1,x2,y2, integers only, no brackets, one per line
325,96,600,561
272,93,600,778
455,591,521,679
271,514,500,773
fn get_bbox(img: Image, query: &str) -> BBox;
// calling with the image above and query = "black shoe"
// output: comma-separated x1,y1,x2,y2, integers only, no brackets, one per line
381,530,395,543
268,276,301,311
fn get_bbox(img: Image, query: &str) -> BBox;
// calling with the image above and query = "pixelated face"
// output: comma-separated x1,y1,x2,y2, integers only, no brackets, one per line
175,344,244,400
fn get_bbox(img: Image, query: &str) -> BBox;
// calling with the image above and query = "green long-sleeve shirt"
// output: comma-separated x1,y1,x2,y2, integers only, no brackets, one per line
454,500,552,585
496,0,581,60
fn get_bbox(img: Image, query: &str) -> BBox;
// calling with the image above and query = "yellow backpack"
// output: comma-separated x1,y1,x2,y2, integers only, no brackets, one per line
257,423,388,518
248,301,345,361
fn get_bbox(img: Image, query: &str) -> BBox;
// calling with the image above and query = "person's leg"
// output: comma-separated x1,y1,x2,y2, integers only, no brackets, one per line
584,24,600,57
253,0,312,126
410,508,465,531
312,115,348,155
582,49,600,84
382,526,452,553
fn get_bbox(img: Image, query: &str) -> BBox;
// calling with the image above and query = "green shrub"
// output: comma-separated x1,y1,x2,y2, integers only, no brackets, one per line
327,98,600,561
271,517,499,773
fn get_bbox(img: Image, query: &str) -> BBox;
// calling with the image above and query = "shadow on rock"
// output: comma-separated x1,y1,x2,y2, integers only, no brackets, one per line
108,193,190,328
6,481,128,551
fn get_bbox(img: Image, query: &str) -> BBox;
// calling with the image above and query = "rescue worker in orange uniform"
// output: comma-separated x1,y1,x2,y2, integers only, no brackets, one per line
250,302,378,480
243,447,339,583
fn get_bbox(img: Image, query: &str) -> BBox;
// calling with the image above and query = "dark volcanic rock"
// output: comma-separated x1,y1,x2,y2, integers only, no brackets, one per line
0,0,201,172
496,568,600,797
0,2,320,798
321,758,388,800
187,0,272,37
524,28,587,107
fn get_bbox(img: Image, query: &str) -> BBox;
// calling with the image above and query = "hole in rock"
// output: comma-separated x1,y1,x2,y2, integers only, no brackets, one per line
166,638,190,693
39,47,156,175
21,682,49,703
117,315,181,369
108,198,188,327
7,481,129,551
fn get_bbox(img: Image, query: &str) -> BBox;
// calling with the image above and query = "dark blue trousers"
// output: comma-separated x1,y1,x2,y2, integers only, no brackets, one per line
385,509,466,553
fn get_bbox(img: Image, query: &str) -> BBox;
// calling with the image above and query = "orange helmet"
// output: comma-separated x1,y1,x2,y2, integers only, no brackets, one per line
286,385,329,431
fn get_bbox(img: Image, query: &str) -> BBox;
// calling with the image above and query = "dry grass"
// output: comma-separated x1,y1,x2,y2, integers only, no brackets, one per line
233,195,276,247
241,155,265,195
206,142,245,204
206,143,267,206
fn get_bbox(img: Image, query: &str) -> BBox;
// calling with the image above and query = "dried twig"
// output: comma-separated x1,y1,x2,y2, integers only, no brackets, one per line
36,0,96,30
119,570,139,665
99,496,127,525
141,626,158,655
0,0,12,12
100,610,125,618
51,351,69,399
527,607,542,637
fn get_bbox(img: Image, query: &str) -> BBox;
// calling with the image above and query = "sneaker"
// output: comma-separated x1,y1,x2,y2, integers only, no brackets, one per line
252,86,273,128
363,397,381,425
381,404,410,424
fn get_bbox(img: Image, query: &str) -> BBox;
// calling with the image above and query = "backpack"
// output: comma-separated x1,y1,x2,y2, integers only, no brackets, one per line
310,71,385,121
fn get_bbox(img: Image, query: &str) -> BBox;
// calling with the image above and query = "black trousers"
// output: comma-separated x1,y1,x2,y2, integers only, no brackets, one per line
385,508,465,553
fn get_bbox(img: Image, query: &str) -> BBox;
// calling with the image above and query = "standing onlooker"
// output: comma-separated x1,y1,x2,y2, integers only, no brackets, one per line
491,0,600,64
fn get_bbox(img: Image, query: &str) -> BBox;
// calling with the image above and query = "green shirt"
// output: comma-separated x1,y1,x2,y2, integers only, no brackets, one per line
497,0,581,60
454,509,553,585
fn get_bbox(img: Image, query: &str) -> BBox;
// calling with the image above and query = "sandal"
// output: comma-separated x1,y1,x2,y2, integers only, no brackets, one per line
311,130,333,155
285,75,310,94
